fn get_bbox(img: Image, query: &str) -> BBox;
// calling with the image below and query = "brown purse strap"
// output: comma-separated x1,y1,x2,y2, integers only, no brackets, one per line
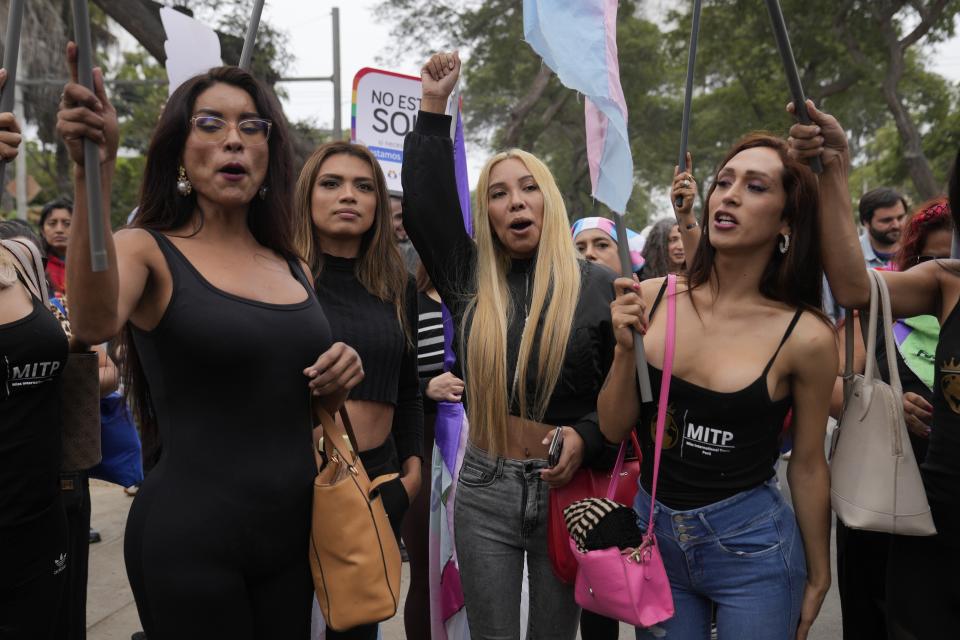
312,399,362,461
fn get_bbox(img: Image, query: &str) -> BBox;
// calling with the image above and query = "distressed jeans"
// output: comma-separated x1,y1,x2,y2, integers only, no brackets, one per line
454,442,579,640
634,479,807,640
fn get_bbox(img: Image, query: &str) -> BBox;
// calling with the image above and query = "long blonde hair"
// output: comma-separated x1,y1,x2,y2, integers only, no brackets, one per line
465,150,581,456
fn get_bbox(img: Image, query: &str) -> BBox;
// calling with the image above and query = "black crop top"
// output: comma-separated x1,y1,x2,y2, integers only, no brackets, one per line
314,255,423,462
639,282,800,509
925,296,960,505
402,110,617,465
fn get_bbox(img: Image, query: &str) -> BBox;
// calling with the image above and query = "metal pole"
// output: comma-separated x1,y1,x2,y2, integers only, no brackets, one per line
675,0,702,209
0,0,25,190
765,0,823,174
14,78,25,219
332,7,342,140
614,214,653,403
71,0,107,272
239,0,266,71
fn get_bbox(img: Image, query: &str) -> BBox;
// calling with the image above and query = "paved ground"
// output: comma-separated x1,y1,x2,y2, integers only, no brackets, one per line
87,469,842,640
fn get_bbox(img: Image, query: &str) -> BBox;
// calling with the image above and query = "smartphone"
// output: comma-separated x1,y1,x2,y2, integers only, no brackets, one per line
547,428,564,467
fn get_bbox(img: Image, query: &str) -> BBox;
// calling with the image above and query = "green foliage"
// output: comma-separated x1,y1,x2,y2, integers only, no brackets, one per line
378,0,960,218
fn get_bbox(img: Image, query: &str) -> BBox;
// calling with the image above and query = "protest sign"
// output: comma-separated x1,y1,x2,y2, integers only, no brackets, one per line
351,67,422,194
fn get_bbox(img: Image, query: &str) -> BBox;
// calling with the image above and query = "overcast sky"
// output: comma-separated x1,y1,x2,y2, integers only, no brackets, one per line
262,0,960,191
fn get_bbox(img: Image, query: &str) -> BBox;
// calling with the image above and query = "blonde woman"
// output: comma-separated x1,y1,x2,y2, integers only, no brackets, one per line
402,52,617,639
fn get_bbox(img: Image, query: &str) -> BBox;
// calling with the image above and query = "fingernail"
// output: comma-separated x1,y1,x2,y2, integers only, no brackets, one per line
632,282,640,291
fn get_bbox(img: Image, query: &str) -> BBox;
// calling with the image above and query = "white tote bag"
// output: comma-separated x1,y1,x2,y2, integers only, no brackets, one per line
831,269,936,536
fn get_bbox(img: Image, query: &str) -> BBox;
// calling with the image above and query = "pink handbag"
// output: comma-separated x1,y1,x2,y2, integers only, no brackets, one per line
569,273,677,628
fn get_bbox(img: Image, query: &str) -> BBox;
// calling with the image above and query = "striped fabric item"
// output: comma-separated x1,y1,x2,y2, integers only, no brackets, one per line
563,498,621,552
417,292,445,376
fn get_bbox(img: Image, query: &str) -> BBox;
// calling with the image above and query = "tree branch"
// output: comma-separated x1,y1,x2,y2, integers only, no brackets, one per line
501,65,553,148
812,73,862,101
900,0,948,50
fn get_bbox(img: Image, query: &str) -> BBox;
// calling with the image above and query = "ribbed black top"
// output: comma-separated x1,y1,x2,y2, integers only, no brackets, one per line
314,255,423,462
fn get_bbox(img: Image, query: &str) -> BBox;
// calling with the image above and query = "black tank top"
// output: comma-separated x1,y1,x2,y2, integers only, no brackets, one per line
639,283,800,509
925,296,960,505
130,231,331,511
0,293,68,528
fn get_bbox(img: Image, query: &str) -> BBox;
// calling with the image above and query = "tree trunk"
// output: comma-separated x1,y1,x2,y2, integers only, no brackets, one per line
880,22,940,199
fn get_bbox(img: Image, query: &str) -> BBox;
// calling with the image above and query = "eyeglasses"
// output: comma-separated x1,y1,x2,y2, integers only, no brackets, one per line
189,115,272,145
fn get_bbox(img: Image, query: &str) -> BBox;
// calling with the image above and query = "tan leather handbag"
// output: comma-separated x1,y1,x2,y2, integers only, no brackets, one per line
309,403,402,631
831,269,936,535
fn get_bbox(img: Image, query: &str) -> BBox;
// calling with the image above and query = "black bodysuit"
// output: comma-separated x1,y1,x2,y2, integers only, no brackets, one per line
402,111,617,464
125,231,332,639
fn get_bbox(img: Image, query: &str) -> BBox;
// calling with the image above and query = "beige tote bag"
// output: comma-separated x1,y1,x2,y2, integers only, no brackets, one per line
831,269,936,535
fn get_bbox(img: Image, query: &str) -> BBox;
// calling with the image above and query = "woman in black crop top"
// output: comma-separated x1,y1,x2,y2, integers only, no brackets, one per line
403,53,617,640
293,141,423,638
600,133,836,639
794,104,960,638
57,61,362,639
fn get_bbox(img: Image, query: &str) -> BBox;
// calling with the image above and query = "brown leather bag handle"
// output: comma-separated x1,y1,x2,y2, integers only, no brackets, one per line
311,398,361,462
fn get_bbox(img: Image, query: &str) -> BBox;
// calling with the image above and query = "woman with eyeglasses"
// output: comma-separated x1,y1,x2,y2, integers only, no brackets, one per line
56,48,362,638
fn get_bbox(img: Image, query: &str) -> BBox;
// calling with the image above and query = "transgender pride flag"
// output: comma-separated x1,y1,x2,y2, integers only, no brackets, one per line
524,0,633,214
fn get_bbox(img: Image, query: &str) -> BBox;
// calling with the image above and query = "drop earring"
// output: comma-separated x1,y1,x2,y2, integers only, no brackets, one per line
176,166,192,196
258,184,268,200
779,233,791,254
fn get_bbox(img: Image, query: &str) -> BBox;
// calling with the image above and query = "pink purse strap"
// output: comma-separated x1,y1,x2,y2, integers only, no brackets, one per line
605,430,643,501
646,273,676,533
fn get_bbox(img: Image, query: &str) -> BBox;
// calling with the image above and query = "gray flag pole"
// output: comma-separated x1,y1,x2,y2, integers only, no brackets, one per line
614,213,653,403
674,0,701,210
239,0,266,71
71,0,107,272
0,0,25,189
765,0,823,175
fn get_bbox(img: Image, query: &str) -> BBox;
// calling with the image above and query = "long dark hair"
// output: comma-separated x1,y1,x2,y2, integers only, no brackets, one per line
121,66,296,470
642,218,683,278
688,133,826,318
38,198,73,257
292,141,410,341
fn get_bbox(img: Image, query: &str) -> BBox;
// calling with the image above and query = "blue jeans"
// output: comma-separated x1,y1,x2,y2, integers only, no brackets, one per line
634,480,806,640
454,442,579,640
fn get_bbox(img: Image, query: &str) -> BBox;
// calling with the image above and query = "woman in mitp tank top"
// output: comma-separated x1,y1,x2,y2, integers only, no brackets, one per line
56,55,362,638
600,134,836,639
293,141,423,639
792,102,960,638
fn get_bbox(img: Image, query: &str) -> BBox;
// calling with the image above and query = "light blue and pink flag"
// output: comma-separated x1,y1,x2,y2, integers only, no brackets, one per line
524,0,633,214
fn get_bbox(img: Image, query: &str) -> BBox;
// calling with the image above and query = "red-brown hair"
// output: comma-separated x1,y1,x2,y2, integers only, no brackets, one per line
895,198,952,271
688,132,826,319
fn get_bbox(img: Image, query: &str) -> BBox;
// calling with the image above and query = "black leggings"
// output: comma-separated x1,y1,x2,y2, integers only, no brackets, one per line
401,415,435,640
325,439,409,640
0,502,68,640
55,471,92,640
